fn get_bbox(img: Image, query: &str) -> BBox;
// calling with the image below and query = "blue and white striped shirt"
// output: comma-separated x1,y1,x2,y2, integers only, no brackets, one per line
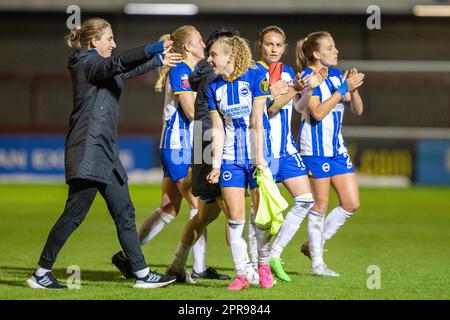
299,67,347,157
255,61,299,159
159,60,195,150
207,67,272,162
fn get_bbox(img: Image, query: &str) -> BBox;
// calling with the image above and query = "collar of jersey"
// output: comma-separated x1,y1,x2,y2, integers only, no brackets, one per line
181,59,195,72
257,60,269,70
222,74,240,82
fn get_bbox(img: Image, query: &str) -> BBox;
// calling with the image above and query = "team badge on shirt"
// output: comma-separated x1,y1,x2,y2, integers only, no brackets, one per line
259,78,270,94
239,85,250,97
180,74,190,89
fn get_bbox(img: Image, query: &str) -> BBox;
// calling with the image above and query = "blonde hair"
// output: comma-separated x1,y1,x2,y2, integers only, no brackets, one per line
256,25,287,60
65,18,111,50
155,25,197,92
296,31,331,70
216,36,253,79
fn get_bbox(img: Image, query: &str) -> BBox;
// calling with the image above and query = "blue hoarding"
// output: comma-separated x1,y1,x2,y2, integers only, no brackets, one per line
0,135,159,176
416,139,450,185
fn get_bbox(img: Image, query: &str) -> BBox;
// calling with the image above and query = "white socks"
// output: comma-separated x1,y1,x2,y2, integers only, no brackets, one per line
271,193,314,259
323,206,351,243
255,223,272,265
134,267,149,278
227,219,249,275
248,203,258,269
190,209,208,274
139,208,175,245
36,267,51,277
169,241,192,271
308,210,325,268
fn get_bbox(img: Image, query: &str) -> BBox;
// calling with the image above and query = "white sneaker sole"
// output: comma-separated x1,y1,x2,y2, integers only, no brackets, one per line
27,278,46,289
133,278,176,289
310,272,340,277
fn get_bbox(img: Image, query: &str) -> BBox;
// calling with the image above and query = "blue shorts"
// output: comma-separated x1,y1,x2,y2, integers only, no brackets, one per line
160,148,191,182
270,153,308,183
302,153,355,179
220,161,258,190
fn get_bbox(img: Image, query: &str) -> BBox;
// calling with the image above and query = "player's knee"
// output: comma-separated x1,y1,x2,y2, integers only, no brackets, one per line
341,199,360,213
313,201,328,214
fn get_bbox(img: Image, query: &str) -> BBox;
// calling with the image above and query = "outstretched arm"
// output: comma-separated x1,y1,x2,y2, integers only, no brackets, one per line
121,51,182,80
85,40,173,82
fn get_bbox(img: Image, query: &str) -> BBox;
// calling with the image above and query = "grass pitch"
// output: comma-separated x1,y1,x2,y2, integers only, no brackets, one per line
0,184,449,300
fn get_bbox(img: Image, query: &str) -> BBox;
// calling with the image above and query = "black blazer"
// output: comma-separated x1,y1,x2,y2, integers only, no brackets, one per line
64,43,163,184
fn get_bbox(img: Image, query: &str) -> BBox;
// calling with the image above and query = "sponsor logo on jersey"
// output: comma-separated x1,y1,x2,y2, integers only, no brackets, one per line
221,104,251,119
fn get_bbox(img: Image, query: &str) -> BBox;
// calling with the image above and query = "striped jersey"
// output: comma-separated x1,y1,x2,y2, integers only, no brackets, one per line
255,61,299,158
159,60,196,150
207,67,271,162
298,67,347,157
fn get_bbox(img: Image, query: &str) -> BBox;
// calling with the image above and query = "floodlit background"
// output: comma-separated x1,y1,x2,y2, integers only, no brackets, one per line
0,0,449,301
0,0,449,186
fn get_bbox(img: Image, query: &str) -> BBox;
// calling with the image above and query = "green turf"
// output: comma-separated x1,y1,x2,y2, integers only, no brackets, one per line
0,184,449,300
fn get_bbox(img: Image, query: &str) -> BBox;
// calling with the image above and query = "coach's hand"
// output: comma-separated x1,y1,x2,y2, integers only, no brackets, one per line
161,52,182,67
207,168,221,184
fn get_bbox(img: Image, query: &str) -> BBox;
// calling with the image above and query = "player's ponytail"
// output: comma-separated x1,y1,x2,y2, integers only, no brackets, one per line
65,18,111,50
154,25,197,92
296,31,331,70
154,34,172,92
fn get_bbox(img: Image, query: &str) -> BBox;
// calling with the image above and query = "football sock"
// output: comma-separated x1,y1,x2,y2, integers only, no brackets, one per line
271,193,313,259
308,210,325,268
323,206,351,243
170,241,192,271
36,267,51,277
190,209,208,273
248,203,258,269
139,208,175,245
134,267,149,278
227,219,249,276
255,223,272,265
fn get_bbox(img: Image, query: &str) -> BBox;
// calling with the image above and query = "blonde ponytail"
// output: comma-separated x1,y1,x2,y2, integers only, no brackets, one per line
296,38,308,70
154,25,197,92
154,34,171,92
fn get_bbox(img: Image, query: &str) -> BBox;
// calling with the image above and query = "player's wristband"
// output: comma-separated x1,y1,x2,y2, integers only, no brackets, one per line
336,80,349,97
212,159,221,169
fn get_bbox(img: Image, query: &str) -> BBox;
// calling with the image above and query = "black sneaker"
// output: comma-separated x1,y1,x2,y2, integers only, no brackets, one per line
192,267,231,280
111,251,135,279
27,271,67,289
133,270,176,289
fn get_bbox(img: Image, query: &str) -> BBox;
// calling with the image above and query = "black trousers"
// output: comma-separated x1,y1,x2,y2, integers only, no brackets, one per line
38,175,147,272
